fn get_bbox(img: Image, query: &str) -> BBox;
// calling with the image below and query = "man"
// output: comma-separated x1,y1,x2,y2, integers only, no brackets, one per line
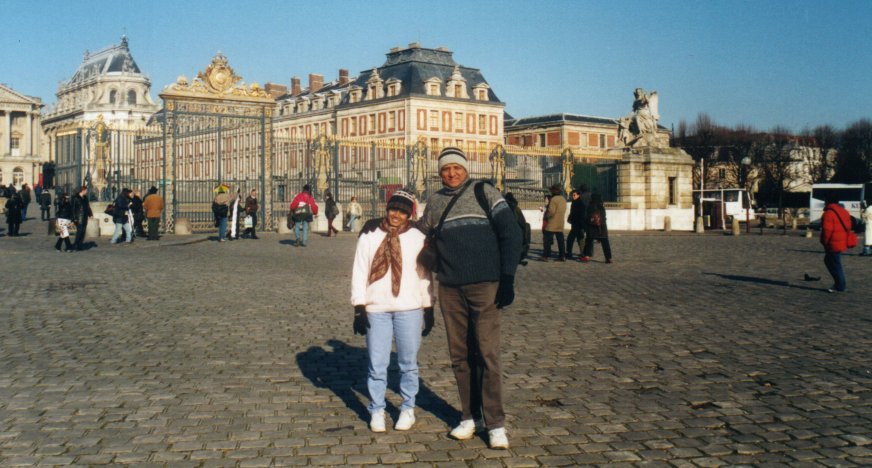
212,186,232,242
289,184,318,247
71,185,93,250
39,188,52,220
243,189,259,239
419,147,521,449
20,183,31,220
142,186,164,241
565,189,586,260
541,184,567,261
131,189,145,237
111,188,133,244
820,192,853,292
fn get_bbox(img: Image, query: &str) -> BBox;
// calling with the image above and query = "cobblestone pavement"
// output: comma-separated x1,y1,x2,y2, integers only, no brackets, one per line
1,225,870,466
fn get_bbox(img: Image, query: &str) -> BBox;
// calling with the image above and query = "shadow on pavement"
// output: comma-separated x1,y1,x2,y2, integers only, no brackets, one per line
704,273,826,292
296,339,459,426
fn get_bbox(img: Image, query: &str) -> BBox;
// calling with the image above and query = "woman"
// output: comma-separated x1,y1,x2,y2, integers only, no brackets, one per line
111,188,133,244
820,192,852,292
580,193,613,263
351,190,434,433
5,193,23,236
243,189,259,239
55,193,74,252
325,190,339,237
861,201,872,257
345,196,363,232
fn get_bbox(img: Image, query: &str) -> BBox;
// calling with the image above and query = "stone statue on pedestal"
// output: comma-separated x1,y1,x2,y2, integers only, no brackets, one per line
617,88,662,148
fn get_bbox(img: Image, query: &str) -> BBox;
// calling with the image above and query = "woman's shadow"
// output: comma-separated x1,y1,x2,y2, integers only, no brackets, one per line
296,339,459,426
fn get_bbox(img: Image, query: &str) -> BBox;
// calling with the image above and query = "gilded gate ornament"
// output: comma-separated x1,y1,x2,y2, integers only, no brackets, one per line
166,52,271,100
561,147,575,195
90,114,111,195
315,135,332,194
489,144,507,192
411,137,428,198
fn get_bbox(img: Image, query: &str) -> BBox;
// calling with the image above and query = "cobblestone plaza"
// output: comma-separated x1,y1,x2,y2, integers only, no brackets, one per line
1,231,870,466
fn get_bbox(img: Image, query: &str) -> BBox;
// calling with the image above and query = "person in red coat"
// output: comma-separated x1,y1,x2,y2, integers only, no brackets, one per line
820,192,852,292
289,184,319,247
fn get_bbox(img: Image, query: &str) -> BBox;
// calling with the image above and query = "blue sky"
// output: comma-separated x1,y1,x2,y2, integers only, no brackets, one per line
1,0,870,133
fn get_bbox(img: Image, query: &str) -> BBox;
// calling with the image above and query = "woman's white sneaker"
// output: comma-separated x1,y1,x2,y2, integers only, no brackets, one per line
449,419,485,440
488,427,509,449
394,409,415,430
370,411,386,433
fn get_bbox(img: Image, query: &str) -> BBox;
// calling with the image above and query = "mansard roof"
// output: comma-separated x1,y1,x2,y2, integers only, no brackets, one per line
343,45,502,104
67,36,143,85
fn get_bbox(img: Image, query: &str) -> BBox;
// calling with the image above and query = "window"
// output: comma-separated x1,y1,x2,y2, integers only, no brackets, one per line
12,167,24,186
428,83,439,96
429,110,439,130
478,89,486,100
10,137,20,149
389,111,396,131
668,177,678,205
454,112,463,132
109,90,117,104
368,114,375,134
538,134,546,147
455,84,463,97
599,134,606,148
478,115,486,134
127,90,137,105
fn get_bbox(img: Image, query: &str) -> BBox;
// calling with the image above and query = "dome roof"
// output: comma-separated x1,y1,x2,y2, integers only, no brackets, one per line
67,36,143,85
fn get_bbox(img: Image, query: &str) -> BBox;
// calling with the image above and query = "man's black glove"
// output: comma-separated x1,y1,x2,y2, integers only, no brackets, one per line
353,305,370,335
495,274,515,309
422,307,434,336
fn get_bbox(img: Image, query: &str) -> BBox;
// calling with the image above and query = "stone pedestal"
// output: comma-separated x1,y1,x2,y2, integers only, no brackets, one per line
610,146,695,231
97,213,115,236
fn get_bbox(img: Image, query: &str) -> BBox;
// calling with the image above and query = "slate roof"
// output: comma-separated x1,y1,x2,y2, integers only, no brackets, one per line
506,113,618,128
67,36,143,85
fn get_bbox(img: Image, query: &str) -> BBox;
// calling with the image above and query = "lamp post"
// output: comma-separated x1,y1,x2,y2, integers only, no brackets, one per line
741,157,751,233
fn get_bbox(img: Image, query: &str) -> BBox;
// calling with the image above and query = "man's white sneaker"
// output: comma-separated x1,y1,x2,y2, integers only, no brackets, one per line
370,411,386,433
394,409,415,431
449,418,485,440
488,427,509,449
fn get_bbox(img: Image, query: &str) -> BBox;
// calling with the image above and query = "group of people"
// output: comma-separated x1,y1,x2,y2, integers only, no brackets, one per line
539,184,613,263
212,187,260,242
351,147,521,449
2,183,33,236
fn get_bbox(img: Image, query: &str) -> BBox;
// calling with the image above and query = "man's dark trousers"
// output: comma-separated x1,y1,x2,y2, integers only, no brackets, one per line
439,281,504,429
147,217,160,240
74,220,87,250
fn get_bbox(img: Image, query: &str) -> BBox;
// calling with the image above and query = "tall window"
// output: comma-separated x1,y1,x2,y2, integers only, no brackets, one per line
12,167,24,186
10,137,20,149
109,90,117,104
127,90,137,105
478,115,486,133
455,84,462,97
454,112,463,132
538,134,546,147
599,134,606,148
429,110,439,129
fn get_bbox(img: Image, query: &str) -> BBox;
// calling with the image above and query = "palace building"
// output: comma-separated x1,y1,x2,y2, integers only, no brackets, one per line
0,83,46,188
272,43,506,157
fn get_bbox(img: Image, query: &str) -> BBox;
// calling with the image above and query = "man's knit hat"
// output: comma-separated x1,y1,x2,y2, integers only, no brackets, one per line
386,190,416,216
438,147,468,172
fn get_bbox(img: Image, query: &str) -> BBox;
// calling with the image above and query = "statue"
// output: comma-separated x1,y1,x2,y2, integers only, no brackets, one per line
411,138,428,198
314,136,332,195
617,88,661,148
560,148,575,195
489,145,506,192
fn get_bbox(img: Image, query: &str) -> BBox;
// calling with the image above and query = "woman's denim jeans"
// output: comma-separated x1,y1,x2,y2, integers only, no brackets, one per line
217,216,228,240
365,309,423,413
824,251,846,291
111,222,132,243
294,220,310,246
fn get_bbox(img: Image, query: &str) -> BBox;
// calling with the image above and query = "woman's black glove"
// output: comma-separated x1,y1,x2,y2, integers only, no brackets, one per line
422,307,434,336
495,274,515,309
353,305,370,335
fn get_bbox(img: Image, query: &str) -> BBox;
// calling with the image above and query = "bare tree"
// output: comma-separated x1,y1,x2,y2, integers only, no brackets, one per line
802,125,839,183
834,119,872,183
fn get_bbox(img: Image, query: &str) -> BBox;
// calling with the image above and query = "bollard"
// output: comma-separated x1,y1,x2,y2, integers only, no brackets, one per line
792,218,797,230
695,216,705,234
732,217,741,236
805,228,813,239
664,216,672,232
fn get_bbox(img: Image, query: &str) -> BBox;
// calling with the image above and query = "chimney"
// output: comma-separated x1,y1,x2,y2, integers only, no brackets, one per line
309,73,324,93
339,69,349,86
291,76,301,97
264,82,288,99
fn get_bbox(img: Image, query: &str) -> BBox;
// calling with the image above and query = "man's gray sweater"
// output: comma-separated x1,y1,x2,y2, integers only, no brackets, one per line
420,180,522,286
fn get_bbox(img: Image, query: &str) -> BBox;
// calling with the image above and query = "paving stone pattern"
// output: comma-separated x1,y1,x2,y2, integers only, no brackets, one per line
0,227,870,466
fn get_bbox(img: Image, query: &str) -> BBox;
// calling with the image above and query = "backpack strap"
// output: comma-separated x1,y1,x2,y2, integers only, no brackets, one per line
830,207,852,233
434,180,473,234
474,181,496,229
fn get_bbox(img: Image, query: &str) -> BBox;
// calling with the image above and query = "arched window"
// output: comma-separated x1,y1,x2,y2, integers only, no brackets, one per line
109,90,117,104
127,90,137,105
13,167,24,187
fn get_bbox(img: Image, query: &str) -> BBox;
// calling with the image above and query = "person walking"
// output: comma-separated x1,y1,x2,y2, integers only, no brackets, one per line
352,190,434,433
243,189,259,239
345,196,363,232
131,189,145,238
5,193,23,236
580,193,613,263
418,147,522,449
212,185,232,242
290,184,318,247
820,193,853,292
565,189,586,260
861,201,872,257
142,186,164,241
71,185,93,251
39,188,52,220
19,183,31,220
111,188,133,245
54,193,74,252
541,184,567,261
324,190,340,237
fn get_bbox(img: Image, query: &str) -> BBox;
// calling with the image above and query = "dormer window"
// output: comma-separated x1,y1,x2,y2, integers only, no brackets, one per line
385,78,401,97
365,68,385,100
348,86,363,104
424,77,443,96
446,66,468,98
473,83,490,101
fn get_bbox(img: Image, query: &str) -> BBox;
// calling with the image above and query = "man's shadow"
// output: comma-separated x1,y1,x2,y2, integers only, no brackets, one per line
296,339,459,425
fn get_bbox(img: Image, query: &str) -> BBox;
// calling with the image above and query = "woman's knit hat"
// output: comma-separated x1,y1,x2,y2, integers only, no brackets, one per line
438,147,468,172
386,190,416,216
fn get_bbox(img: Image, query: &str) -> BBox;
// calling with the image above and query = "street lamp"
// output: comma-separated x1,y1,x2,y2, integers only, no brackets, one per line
741,157,751,233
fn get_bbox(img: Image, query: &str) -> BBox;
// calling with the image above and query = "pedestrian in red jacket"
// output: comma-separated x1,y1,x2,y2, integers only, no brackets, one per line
820,193,852,292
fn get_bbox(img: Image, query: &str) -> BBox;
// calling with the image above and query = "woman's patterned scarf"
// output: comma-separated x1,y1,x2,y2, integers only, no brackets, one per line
368,218,412,296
